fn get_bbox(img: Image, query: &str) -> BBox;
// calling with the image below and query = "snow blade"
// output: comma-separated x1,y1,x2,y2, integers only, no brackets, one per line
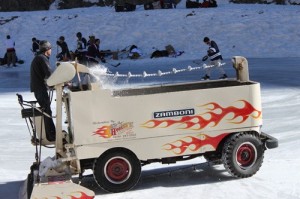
30,181,95,199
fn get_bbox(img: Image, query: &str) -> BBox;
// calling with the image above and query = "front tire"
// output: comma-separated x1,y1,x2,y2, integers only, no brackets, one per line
222,132,264,178
93,149,141,193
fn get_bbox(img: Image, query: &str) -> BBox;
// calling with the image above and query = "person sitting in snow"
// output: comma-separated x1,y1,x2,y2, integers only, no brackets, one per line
5,35,17,67
165,44,184,58
128,45,142,59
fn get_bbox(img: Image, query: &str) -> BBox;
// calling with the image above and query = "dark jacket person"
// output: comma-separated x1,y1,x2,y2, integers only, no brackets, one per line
30,40,56,142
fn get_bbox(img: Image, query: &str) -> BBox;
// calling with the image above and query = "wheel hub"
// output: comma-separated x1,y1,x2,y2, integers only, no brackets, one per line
106,158,129,182
236,142,257,169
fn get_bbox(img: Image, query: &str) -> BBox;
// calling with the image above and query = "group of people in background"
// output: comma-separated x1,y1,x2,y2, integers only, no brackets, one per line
27,35,226,142
31,32,106,66
29,33,107,141
2,33,227,82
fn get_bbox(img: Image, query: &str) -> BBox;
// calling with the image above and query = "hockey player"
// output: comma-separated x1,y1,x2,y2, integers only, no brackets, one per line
201,37,227,80
75,32,87,62
56,36,71,61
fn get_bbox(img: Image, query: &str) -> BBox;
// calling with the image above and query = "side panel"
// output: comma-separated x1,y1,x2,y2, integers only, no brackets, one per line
69,83,262,160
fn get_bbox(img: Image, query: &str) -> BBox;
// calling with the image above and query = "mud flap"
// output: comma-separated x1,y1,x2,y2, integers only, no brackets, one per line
30,180,95,199
261,132,278,149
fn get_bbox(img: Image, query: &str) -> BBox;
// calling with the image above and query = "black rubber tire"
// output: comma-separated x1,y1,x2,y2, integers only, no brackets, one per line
93,149,141,193
222,132,265,178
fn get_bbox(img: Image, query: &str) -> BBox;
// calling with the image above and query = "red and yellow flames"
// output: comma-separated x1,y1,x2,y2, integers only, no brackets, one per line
93,125,112,138
69,191,94,199
142,100,261,130
163,133,228,154
37,191,94,199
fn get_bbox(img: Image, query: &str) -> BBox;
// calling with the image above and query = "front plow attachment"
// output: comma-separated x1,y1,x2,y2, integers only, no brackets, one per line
30,181,95,199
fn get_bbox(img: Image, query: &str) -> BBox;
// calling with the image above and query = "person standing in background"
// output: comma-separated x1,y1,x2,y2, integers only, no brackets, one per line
75,32,87,62
201,37,227,80
56,36,71,61
32,37,40,55
86,35,105,66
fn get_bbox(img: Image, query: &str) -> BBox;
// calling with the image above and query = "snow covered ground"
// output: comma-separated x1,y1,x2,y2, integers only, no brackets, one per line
0,1,300,199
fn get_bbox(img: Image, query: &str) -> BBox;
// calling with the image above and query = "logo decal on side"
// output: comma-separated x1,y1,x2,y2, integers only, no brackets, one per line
154,108,195,119
93,122,135,139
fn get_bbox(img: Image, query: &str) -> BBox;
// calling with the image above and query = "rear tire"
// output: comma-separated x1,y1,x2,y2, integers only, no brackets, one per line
93,149,141,193
222,132,264,178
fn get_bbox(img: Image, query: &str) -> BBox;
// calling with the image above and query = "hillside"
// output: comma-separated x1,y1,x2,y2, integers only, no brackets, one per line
1,2,300,70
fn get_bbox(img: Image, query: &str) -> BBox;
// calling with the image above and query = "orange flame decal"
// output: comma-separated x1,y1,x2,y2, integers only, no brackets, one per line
70,191,94,199
142,100,261,130
93,125,112,138
163,133,228,154
203,100,261,124
33,191,94,199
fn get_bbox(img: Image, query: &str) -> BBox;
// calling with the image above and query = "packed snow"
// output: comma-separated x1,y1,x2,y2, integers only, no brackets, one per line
0,1,300,199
